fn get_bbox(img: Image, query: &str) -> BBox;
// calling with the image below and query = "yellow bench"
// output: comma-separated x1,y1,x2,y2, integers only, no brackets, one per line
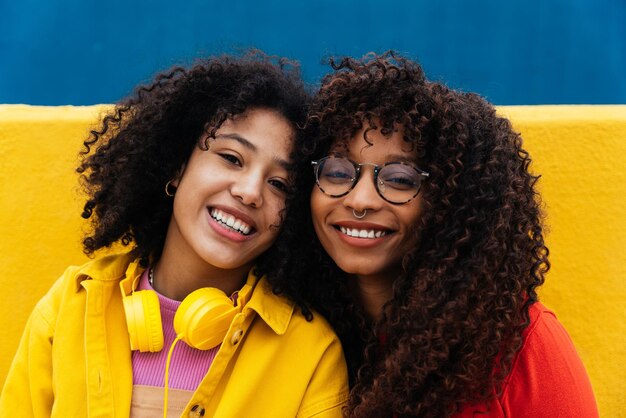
1,104,624,417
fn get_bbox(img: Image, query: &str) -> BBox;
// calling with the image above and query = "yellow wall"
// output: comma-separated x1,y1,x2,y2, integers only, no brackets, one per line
499,106,626,417
1,104,625,416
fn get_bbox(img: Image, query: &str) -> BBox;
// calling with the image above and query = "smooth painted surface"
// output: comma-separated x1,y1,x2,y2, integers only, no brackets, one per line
1,0,625,105
0,105,625,416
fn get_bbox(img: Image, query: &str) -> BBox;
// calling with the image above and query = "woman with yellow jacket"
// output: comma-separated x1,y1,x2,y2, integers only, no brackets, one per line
0,52,348,417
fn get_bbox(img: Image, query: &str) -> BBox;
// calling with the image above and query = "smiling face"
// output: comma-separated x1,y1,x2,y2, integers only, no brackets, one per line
311,125,424,283
160,107,295,294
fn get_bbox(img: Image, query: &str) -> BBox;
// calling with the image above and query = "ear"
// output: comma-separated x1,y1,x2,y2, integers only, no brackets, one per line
170,163,187,187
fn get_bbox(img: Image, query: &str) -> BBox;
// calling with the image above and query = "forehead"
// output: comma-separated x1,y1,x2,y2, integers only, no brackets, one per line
217,108,295,162
331,126,417,163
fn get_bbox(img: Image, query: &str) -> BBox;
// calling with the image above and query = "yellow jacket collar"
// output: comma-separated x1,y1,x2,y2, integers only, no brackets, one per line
243,268,295,336
74,252,137,290
73,253,295,336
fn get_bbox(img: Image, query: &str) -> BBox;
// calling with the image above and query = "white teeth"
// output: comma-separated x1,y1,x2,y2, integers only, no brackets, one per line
210,209,253,235
339,226,387,239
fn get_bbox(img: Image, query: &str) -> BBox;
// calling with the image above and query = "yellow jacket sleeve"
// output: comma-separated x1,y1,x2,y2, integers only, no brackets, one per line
0,294,56,417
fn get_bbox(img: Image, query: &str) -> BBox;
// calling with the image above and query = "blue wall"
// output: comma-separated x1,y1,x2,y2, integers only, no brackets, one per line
1,0,624,105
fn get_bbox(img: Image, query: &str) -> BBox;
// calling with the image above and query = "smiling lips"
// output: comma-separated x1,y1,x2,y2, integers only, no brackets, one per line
210,208,254,235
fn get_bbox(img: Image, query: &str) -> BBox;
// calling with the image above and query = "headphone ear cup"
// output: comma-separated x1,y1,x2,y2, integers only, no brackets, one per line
122,290,164,352
174,288,239,350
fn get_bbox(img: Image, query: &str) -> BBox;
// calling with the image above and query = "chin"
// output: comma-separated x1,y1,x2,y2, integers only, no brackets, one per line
335,259,377,277
212,258,254,270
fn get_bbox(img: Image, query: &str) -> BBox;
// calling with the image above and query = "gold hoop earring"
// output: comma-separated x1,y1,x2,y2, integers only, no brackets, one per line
165,180,176,197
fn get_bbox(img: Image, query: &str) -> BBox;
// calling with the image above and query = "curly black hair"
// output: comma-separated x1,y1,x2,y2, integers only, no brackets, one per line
77,51,318,317
302,52,550,417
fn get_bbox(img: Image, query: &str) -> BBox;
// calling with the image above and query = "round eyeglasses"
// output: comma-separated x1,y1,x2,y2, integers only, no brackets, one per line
311,156,429,204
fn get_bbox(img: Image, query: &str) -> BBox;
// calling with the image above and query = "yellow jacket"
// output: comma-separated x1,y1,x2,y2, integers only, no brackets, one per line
0,253,348,417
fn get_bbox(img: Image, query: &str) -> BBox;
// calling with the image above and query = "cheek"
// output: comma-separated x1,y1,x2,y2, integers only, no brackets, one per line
310,191,338,253
403,208,422,229
265,195,288,229
398,199,424,242
310,189,327,227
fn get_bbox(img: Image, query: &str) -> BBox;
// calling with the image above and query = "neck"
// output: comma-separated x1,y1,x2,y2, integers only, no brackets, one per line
153,230,250,301
152,255,250,301
350,274,395,321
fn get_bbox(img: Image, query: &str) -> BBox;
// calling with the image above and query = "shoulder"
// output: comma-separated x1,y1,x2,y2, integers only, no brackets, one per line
50,252,134,288
247,276,341,344
290,305,341,345
72,252,135,283
500,302,599,417
34,253,135,321
243,281,348,417
517,302,583,361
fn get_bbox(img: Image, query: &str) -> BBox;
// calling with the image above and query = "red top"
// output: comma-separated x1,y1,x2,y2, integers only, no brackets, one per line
454,302,599,417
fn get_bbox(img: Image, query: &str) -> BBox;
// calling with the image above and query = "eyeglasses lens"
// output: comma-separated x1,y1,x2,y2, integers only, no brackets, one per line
317,158,356,196
317,157,422,203
377,164,421,203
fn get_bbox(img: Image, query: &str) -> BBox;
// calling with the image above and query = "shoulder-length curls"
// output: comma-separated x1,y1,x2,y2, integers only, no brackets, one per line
303,52,550,417
77,51,316,317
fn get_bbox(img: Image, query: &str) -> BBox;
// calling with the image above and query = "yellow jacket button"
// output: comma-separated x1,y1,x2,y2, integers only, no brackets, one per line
230,329,244,345
189,404,205,417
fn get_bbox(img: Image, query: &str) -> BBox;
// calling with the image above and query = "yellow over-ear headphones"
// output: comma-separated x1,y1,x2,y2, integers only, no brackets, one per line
119,260,253,352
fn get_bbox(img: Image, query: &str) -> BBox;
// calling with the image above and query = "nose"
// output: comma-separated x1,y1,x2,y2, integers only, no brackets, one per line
230,171,264,208
342,166,383,212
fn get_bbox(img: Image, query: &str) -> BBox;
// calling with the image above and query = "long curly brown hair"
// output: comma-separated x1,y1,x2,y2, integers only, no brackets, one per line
76,51,320,318
303,52,550,417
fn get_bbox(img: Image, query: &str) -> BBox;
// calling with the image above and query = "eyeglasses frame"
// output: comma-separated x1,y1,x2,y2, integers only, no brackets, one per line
311,156,429,204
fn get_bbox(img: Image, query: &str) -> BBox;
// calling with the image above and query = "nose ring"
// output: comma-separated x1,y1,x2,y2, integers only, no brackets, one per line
352,209,367,219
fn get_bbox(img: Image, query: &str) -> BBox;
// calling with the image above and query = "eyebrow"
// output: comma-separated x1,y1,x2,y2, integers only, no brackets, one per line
384,153,417,165
331,151,417,165
215,133,293,171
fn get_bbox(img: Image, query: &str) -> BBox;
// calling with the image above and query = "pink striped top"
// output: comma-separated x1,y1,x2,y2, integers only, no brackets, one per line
131,269,220,390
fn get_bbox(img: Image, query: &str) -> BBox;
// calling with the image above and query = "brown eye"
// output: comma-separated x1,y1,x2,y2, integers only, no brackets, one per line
268,179,289,194
379,165,419,190
219,153,242,167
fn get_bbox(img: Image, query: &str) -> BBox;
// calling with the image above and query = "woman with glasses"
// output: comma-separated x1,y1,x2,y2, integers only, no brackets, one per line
303,52,599,417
